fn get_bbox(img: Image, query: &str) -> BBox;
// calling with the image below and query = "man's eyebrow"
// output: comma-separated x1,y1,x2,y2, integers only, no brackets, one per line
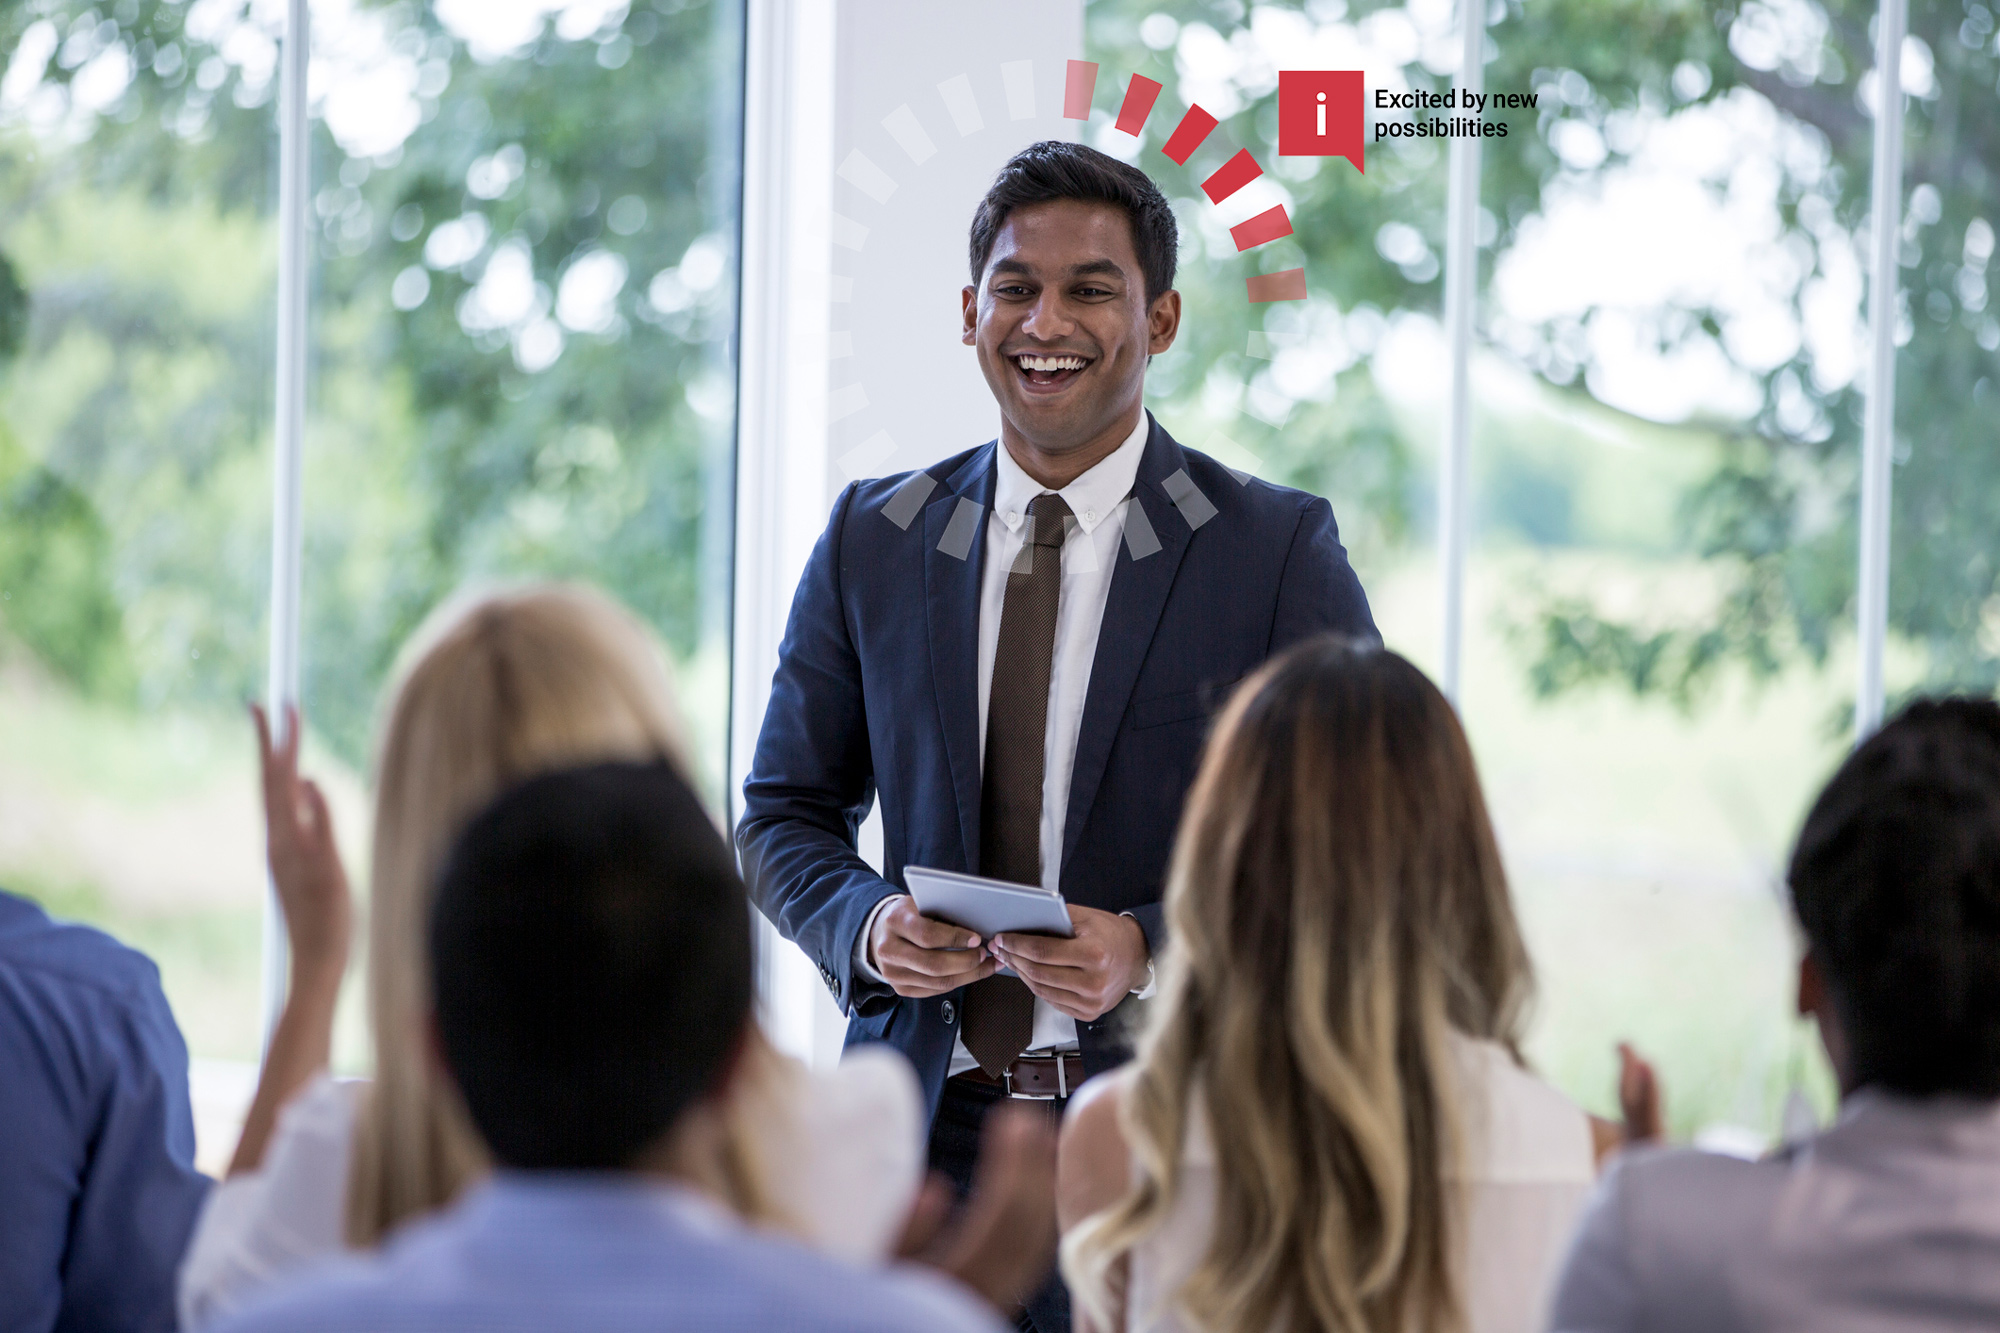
986,257,1130,281
1065,259,1127,280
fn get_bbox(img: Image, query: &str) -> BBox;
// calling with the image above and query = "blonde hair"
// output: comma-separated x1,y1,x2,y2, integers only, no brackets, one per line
1064,636,1533,1333
344,583,743,1244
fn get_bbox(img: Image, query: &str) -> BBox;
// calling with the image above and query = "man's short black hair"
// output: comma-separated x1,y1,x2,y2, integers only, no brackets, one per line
1790,697,2000,1097
969,140,1178,303
430,760,752,1170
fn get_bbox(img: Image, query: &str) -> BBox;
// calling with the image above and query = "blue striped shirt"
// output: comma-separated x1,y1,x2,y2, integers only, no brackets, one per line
210,1173,1006,1333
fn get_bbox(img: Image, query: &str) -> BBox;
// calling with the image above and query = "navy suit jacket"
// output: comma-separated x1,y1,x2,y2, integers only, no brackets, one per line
737,415,1376,1122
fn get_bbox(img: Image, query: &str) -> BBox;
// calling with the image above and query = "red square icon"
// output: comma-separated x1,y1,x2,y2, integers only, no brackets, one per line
1279,70,1364,172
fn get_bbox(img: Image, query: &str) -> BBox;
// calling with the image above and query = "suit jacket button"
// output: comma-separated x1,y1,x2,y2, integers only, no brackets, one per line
941,1000,956,1024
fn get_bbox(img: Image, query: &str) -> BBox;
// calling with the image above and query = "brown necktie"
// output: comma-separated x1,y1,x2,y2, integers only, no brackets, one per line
960,492,1072,1077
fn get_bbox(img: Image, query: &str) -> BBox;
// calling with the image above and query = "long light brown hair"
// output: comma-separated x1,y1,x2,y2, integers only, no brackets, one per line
1065,636,1533,1333
345,583,721,1244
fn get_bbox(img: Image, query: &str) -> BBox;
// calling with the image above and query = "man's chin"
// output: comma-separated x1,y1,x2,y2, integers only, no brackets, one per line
999,397,1127,455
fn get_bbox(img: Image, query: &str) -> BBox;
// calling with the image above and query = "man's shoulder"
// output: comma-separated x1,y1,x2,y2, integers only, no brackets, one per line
681,1216,1005,1332
1169,443,1325,527
0,888,165,1009
1596,1141,1790,1265
210,1194,1005,1333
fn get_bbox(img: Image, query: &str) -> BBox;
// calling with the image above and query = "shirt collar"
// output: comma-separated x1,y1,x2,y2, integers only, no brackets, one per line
992,410,1151,536
476,1171,739,1238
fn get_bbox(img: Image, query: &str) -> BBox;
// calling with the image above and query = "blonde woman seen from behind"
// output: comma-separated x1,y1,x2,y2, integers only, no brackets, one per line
178,585,928,1327
1057,636,1594,1333
345,583,740,1244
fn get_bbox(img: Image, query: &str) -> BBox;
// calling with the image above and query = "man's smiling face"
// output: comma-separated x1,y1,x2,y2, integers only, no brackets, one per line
962,198,1180,464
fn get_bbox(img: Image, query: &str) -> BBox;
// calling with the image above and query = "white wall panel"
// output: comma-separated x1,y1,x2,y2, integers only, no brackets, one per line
734,0,1084,1067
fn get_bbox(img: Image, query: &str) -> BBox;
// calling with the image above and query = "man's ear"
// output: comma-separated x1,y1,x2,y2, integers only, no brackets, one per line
962,284,978,346
1147,289,1182,355
1797,949,1824,1018
706,1016,760,1105
1798,948,1855,1094
423,1009,453,1084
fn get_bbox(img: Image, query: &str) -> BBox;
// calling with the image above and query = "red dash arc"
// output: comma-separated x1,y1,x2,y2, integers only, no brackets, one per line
1064,59,1304,307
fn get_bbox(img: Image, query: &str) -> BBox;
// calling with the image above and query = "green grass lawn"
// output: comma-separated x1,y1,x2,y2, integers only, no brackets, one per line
0,669,372,1066
1365,551,1848,1140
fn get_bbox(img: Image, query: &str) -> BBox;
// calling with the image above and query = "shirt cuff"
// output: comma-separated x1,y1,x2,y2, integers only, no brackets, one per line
852,894,903,985
1120,911,1157,998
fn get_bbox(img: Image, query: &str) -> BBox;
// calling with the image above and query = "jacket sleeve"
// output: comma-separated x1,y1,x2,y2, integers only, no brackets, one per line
1270,494,1379,651
736,483,898,1016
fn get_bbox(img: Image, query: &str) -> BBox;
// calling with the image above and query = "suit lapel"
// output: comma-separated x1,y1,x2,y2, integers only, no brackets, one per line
1061,418,1194,874
923,447,996,873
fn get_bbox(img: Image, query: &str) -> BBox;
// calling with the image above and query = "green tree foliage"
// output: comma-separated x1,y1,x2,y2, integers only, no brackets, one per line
0,0,739,761
1090,0,1999,707
0,421,129,695
0,250,26,357
1488,0,2000,705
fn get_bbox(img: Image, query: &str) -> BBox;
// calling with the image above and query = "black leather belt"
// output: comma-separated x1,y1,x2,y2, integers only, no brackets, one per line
956,1052,1086,1100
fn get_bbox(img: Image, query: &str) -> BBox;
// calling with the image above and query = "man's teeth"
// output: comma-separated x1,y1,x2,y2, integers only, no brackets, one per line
1016,354,1087,373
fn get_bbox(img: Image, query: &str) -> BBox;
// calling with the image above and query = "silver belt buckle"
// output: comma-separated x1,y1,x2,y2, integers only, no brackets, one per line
1001,1057,1070,1100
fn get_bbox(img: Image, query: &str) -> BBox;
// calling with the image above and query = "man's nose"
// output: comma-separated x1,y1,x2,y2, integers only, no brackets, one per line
1019,292,1076,341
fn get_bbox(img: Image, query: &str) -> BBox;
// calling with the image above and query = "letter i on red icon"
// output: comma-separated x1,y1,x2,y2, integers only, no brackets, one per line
1278,70,1364,172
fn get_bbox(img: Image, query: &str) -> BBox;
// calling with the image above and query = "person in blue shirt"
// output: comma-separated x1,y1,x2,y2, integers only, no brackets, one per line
210,760,1016,1333
0,888,211,1333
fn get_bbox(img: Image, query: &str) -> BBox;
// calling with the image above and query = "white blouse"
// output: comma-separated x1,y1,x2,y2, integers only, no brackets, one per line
1125,1037,1595,1333
176,1045,926,1329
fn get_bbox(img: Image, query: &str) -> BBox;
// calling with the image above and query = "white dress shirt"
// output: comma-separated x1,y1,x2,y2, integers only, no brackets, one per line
855,412,1153,1076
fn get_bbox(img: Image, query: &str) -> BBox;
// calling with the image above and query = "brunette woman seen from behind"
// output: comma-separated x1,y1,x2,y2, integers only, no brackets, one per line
1058,636,1595,1333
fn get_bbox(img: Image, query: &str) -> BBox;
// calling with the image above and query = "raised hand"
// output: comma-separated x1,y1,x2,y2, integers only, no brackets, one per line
1588,1041,1666,1168
252,701,352,991
1616,1041,1664,1144
230,703,353,1177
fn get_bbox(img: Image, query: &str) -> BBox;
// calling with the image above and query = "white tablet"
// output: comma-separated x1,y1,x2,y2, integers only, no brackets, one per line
903,865,1075,940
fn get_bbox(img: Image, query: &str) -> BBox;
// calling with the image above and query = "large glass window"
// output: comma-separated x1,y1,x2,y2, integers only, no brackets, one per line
300,0,743,1080
0,0,742,1166
1889,4,1997,701
1,0,280,1168
301,0,742,806
1457,2,1883,1139
1084,0,1907,1142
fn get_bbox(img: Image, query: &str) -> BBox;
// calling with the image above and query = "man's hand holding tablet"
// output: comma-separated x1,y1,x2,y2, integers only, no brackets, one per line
868,867,1151,1021
868,896,999,998
987,908,1149,1022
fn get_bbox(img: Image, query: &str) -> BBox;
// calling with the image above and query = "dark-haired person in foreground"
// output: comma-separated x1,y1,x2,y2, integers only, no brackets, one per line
0,889,209,1333
1549,697,2000,1331
740,139,1375,1333
209,762,1023,1333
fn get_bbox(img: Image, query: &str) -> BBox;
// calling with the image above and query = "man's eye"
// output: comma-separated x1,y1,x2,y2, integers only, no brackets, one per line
1077,286,1112,297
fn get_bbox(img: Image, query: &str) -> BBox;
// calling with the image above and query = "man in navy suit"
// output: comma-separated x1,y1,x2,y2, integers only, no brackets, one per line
738,140,1375,1330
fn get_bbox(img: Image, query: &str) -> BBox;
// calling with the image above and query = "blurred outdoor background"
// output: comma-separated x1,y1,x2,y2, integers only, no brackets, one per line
3,0,1995,1166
